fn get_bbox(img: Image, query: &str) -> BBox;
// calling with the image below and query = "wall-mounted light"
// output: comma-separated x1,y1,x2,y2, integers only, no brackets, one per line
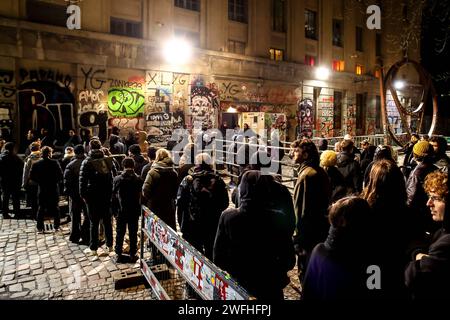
227,106,237,113
315,66,330,80
393,80,405,90
163,37,192,65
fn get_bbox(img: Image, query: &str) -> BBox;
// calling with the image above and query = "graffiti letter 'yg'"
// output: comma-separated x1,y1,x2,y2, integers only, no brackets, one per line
66,5,81,30
366,5,381,30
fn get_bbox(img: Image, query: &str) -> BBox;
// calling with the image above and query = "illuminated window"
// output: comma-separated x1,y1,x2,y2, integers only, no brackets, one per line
332,60,345,72
305,55,316,66
374,69,381,78
356,64,364,75
270,48,284,61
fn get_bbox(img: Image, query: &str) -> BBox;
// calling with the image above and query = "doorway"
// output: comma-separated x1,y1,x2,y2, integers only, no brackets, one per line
221,112,239,129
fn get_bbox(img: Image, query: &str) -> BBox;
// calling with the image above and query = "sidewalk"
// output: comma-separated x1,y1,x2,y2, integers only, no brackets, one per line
0,217,154,300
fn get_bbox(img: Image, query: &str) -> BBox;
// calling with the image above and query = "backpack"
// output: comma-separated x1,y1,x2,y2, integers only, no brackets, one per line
186,171,221,223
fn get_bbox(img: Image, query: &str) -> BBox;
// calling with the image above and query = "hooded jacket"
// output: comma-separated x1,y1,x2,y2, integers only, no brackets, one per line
113,169,143,216
336,151,362,193
213,170,295,299
63,153,86,198
142,157,178,229
79,149,114,200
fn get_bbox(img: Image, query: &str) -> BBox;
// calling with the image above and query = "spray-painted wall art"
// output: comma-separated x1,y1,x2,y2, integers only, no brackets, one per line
297,98,315,138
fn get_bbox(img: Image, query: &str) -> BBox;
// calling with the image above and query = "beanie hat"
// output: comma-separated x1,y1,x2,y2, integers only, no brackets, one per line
413,140,432,157
74,144,85,155
320,150,337,167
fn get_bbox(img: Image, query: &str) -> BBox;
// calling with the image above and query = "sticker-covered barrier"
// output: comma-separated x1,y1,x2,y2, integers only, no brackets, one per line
140,205,253,300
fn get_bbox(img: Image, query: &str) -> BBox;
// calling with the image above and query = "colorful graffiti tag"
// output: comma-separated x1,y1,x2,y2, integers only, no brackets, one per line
297,98,314,138
108,88,145,117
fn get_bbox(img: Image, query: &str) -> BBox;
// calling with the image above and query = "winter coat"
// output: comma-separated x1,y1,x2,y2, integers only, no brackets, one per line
405,228,450,299
142,157,178,229
213,171,295,299
0,150,24,190
22,151,41,188
293,162,331,253
113,169,143,216
323,166,347,203
29,158,63,196
63,154,86,198
336,152,362,194
177,165,229,241
79,149,114,201
303,226,371,300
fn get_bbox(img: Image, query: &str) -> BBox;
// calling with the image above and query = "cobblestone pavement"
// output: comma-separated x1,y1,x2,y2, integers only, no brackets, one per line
0,217,155,300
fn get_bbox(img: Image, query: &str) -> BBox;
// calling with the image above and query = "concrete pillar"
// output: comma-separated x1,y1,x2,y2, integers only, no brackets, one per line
287,0,305,63
248,0,271,58
203,0,227,52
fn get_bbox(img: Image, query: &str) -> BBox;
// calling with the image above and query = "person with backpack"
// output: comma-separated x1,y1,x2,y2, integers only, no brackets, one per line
79,139,114,255
113,157,143,263
213,170,295,299
177,153,229,259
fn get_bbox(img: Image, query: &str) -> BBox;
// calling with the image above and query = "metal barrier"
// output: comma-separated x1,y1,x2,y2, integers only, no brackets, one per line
140,205,253,300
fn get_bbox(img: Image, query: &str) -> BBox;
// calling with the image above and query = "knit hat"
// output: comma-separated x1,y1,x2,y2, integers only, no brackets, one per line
413,140,432,157
74,144,85,155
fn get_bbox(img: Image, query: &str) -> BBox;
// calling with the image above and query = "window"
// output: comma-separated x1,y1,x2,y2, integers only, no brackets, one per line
305,55,316,66
270,48,284,61
229,0,248,23
374,69,381,78
356,26,363,51
332,19,343,47
356,93,366,130
111,18,142,38
174,0,200,11
26,0,67,27
228,40,246,54
332,60,345,72
273,0,286,32
375,95,381,130
334,91,343,130
175,29,200,47
305,10,317,40
376,33,382,56
355,64,364,75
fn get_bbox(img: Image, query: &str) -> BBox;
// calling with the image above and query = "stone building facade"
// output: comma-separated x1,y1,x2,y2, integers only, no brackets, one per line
0,0,421,148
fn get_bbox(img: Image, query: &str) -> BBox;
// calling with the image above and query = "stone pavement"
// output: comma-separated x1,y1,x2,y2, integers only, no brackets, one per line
0,214,301,300
0,217,155,300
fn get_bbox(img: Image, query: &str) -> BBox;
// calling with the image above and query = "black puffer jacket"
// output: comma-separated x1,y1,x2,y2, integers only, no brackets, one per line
0,150,24,190
79,149,114,200
29,158,63,196
113,169,143,216
336,152,362,194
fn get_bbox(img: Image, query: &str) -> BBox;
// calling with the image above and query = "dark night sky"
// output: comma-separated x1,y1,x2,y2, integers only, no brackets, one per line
421,0,450,115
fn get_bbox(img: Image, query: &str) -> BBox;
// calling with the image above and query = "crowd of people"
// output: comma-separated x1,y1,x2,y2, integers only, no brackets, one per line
0,127,450,300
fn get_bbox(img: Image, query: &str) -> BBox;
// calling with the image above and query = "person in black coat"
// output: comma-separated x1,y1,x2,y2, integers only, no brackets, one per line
79,139,114,254
302,196,371,300
30,146,63,232
64,145,88,244
336,140,362,194
213,170,296,300
113,157,143,263
0,142,24,218
405,170,450,299
128,144,149,177
177,153,229,259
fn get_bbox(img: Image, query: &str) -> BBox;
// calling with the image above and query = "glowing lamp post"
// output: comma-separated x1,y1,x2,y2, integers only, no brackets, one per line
163,38,193,65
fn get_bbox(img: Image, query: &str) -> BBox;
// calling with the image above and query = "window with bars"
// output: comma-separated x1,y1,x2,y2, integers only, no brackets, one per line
269,48,284,61
334,91,343,130
228,40,246,54
305,55,316,66
229,0,248,23
26,0,67,27
110,17,142,38
174,0,200,11
305,10,317,40
272,0,286,32
356,93,366,130
332,19,343,47
332,60,345,72
356,26,363,51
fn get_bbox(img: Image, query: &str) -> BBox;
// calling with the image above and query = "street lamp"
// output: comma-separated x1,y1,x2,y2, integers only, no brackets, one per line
162,37,193,65
315,66,330,80
393,80,405,90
